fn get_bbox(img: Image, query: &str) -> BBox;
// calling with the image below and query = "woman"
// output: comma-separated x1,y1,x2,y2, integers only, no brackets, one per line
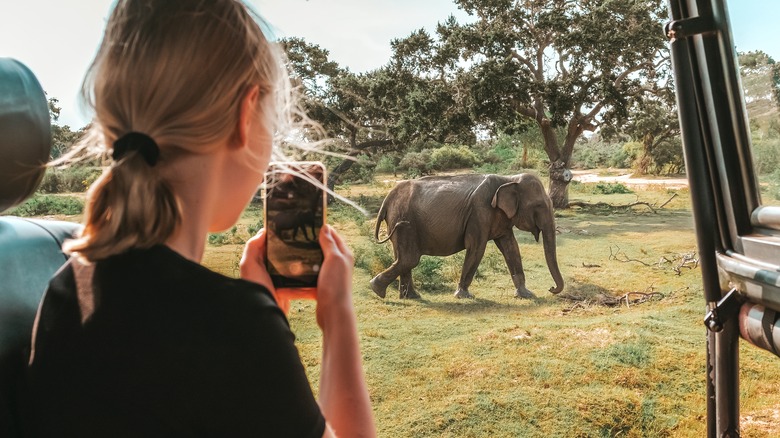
25,1,375,437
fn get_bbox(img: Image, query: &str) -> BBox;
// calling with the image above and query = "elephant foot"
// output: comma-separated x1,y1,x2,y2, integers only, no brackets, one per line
454,288,474,299
514,287,537,300
400,288,421,299
369,276,387,299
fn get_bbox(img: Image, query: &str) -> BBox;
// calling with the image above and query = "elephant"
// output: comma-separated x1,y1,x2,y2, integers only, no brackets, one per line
370,173,564,299
268,208,317,241
265,169,323,243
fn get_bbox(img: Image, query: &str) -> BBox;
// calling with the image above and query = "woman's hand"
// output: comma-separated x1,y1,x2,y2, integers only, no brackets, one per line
241,225,355,320
240,229,293,313
314,225,355,331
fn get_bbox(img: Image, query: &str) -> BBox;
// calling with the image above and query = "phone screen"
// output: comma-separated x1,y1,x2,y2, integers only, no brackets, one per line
263,162,326,289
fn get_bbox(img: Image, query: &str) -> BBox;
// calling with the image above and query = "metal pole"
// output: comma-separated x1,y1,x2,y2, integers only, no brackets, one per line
715,317,740,437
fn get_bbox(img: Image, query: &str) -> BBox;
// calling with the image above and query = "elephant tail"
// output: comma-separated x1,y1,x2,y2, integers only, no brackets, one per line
374,184,409,243
376,221,410,244
374,200,388,241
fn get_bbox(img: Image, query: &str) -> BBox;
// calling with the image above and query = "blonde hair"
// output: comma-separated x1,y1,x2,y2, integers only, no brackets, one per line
64,0,304,261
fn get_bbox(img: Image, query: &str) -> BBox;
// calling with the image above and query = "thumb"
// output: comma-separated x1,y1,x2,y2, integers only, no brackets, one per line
240,228,274,291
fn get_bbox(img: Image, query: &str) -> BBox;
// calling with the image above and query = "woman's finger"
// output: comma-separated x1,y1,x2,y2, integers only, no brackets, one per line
240,229,291,313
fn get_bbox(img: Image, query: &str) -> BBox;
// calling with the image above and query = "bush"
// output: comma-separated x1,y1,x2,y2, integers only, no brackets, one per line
413,256,448,291
475,133,548,174
39,167,103,193
398,149,433,177
375,155,398,174
430,145,480,171
572,140,629,169
765,168,780,201
593,182,633,194
207,225,250,246
353,240,394,276
6,194,84,216
338,154,376,184
752,138,780,176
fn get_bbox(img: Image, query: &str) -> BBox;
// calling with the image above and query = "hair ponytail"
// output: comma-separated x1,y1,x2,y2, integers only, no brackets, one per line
64,150,180,261
60,0,324,260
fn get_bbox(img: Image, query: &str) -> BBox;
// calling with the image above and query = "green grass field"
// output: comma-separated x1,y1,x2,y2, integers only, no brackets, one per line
199,176,780,438
10,174,780,436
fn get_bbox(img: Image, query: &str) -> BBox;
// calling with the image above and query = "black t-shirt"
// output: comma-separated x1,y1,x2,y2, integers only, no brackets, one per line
25,245,325,438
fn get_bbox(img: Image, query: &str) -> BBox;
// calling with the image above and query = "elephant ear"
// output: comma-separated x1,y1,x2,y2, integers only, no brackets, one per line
491,182,520,219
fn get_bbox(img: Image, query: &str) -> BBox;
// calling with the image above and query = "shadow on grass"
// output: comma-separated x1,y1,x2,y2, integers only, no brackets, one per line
376,293,539,314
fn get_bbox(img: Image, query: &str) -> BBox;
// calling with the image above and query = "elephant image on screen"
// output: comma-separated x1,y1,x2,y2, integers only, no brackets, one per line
263,162,326,289
371,173,564,300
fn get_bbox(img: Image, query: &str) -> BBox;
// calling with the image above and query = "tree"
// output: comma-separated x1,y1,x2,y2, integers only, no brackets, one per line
600,83,681,175
48,97,86,160
281,35,476,188
441,0,669,207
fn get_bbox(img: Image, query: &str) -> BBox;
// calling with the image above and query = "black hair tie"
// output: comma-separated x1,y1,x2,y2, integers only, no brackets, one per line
112,132,160,166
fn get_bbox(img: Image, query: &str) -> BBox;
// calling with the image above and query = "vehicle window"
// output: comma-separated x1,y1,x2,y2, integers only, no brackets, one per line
732,3,780,209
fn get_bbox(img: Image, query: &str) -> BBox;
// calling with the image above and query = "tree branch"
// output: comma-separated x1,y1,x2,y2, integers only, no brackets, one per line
509,49,538,76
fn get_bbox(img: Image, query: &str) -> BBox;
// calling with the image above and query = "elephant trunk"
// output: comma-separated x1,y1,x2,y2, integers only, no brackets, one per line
541,221,564,294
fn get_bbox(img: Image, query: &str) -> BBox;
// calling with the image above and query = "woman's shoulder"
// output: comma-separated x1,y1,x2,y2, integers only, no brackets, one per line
98,245,281,313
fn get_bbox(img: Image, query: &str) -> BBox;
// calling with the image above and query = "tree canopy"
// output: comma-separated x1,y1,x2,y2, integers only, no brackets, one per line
440,0,670,207
283,1,672,207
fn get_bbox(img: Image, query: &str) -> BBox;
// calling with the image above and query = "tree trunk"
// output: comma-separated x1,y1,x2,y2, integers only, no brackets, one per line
540,119,577,209
522,144,528,168
326,158,356,203
636,132,655,175
548,160,571,209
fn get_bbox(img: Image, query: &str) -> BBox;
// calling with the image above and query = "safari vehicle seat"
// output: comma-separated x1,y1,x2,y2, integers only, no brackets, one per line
0,58,81,437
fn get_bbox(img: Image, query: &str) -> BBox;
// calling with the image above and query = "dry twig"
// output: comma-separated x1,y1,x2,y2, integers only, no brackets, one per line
609,246,698,275
559,288,665,312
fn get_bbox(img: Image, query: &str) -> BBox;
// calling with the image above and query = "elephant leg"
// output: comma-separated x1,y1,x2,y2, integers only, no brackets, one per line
399,270,420,299
370,247,420,299
494,235,536,299
454,240,488,299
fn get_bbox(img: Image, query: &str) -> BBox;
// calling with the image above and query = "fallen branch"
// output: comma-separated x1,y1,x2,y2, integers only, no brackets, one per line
559,288,665,312
609,245,652,266
658,192,678,208
569,200,656,213
609,246,699,275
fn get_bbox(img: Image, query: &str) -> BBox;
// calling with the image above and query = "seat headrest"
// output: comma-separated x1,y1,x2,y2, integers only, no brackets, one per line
0,58,51,213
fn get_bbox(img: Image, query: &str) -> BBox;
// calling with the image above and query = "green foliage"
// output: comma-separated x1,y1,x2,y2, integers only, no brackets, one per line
593,182,633,195
429,145,480,170
6,194,83,216
572,139,631,169
739,50,780,127
740,50,775,69
651,138,686,175
622,141,643,171
352,239,394,276
38,167,103,193
375,155,398,174
765,169,780,201
473,133,550,174
49,97,89,160
413,256,448,291
398,149,433,177
751,137,780,175
337,154,377,184
207,226,249,246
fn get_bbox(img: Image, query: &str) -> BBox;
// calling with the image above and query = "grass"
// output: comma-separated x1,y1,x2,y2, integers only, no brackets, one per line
14,174,780,437
201,177,780,437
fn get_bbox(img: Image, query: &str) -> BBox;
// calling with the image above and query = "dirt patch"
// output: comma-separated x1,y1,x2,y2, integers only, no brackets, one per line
571,169,688,189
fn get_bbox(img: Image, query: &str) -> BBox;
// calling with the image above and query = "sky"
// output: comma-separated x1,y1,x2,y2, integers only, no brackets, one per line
1,0,778,129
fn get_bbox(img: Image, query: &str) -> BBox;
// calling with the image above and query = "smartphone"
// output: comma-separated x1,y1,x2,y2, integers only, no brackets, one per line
263,162,327,290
